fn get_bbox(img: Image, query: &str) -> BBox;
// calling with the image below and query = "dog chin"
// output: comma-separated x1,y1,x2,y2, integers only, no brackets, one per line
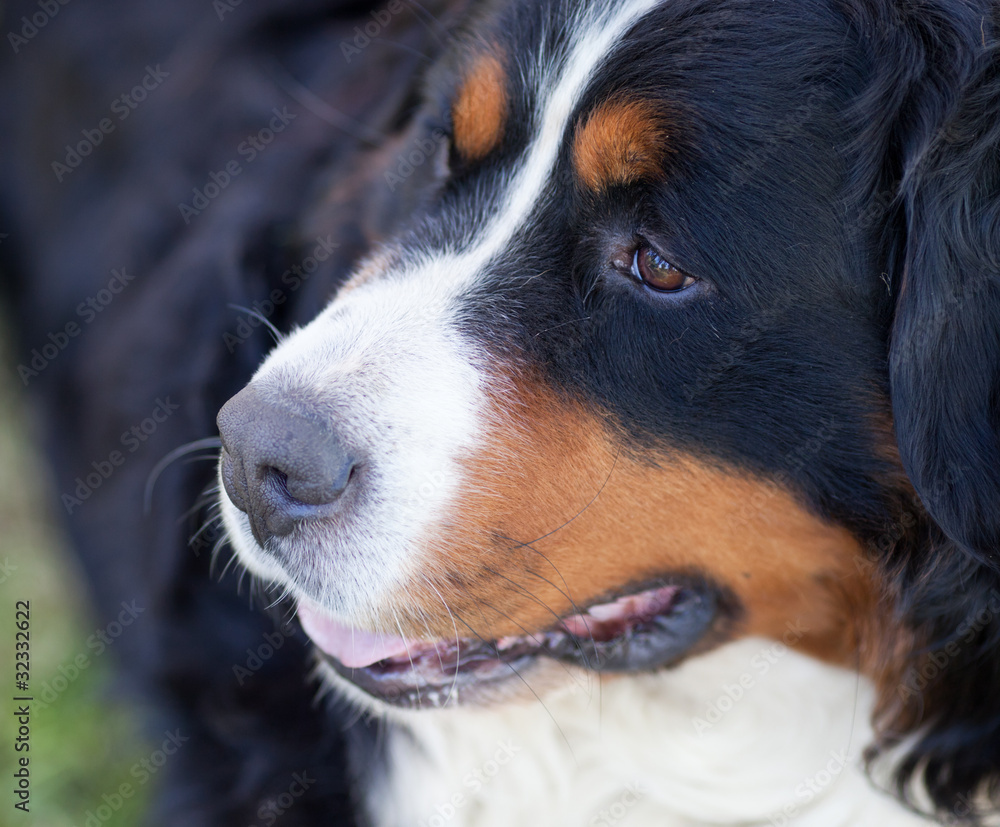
312,652,595,718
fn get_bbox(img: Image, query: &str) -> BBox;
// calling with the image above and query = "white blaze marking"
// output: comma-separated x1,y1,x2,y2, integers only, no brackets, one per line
220,0,664,621
463,0,663,274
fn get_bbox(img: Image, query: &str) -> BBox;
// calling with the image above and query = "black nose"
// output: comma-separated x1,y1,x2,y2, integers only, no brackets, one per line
217,384,358,546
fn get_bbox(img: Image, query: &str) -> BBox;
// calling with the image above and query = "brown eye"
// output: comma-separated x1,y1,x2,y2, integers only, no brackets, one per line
633,246,696,292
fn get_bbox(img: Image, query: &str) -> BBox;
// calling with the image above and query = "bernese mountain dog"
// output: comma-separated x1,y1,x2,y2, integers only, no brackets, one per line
2,0,999,824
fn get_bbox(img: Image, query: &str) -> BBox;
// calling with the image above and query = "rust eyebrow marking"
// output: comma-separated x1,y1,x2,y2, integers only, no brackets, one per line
452,51,508,162
573,98,672,191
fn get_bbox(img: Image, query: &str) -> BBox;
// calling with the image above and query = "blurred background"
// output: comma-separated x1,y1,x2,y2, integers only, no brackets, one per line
0,0,451,821
0,322,150,826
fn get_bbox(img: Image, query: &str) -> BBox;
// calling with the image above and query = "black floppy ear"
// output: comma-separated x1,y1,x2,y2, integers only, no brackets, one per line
876,34,1000,819
889,49,1000,564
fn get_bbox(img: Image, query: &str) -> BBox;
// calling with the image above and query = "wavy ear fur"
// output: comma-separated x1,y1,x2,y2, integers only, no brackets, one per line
890,25,1000,566
860,1,1000,821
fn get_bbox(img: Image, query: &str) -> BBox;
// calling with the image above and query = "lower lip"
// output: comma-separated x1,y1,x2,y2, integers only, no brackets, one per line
310,583,720,708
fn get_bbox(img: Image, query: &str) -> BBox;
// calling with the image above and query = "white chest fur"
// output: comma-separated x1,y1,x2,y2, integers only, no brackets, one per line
363,639,927,827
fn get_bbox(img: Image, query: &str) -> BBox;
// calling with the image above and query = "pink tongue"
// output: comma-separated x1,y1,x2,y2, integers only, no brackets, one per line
298,585,680,667
297,602,418,668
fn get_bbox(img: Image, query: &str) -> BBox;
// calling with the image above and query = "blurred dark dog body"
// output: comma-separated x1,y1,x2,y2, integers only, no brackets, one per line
3,1,1000,825
0,1,443,822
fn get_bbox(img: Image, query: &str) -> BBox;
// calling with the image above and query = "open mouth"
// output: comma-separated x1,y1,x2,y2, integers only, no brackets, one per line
298,579,723,708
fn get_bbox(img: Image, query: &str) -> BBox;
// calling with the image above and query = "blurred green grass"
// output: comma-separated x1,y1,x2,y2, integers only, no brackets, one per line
0,325,151,827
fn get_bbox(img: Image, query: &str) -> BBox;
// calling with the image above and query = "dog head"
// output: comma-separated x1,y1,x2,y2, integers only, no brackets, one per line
216,0,1000,818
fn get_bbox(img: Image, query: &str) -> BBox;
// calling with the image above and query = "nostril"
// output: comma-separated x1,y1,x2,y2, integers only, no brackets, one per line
217,384,361,545
257,466,296,538
252,459,357,540
263,466,289,494
283,459,357,506
259,466,292,508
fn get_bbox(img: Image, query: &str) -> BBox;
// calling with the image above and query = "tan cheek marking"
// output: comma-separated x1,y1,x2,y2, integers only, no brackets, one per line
452,52,508,162
573,99,672,191
387,375,878,667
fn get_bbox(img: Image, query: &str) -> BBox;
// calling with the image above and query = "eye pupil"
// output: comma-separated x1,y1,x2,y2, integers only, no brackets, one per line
634,246,692,293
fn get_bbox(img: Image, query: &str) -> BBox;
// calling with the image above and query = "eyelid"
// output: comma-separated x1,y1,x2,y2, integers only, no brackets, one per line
637,238,696,285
